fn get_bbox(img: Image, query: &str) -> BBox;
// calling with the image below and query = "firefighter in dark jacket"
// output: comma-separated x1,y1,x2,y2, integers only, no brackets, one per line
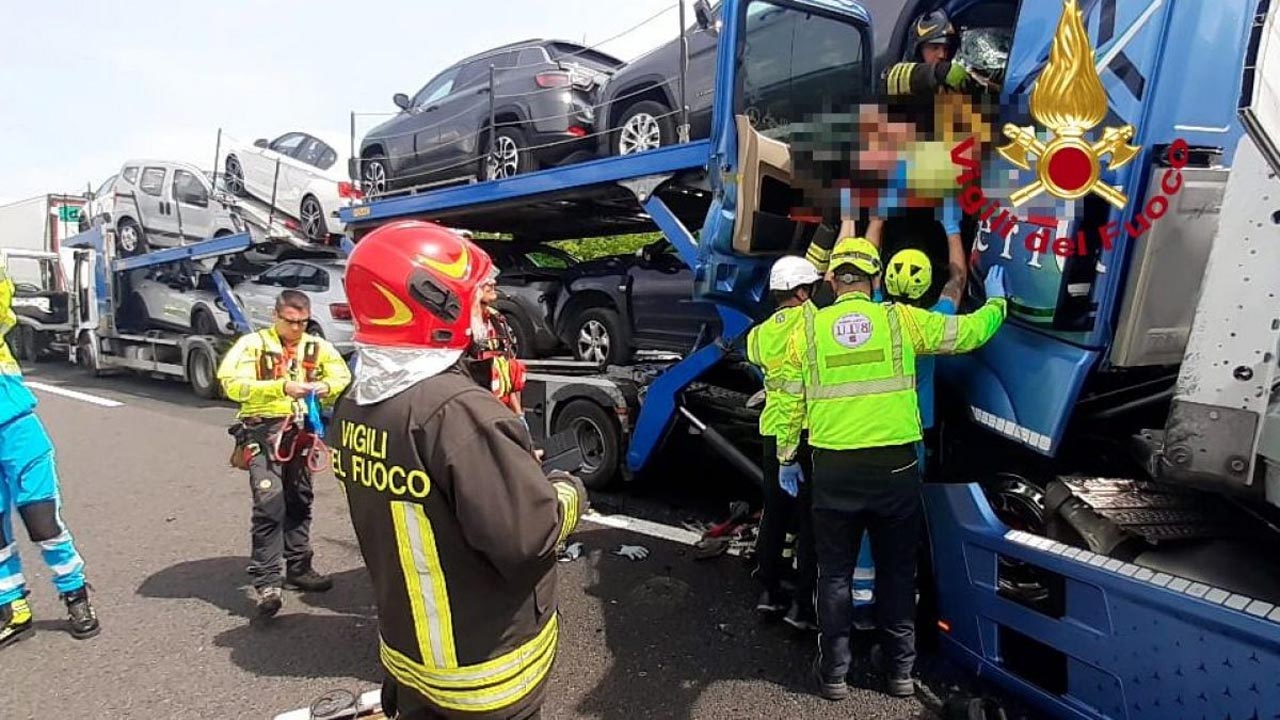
331,220,588,720
885,10,974,97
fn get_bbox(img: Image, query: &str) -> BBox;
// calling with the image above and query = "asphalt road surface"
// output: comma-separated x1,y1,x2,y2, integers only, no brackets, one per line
7,364,995,720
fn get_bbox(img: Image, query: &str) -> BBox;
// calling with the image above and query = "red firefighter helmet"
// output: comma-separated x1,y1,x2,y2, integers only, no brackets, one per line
344,220,495,349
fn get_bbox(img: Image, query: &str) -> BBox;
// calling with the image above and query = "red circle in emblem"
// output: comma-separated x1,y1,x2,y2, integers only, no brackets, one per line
1046,146,1094,193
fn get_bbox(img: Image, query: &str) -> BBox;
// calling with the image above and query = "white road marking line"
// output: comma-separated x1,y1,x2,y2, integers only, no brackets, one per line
25,382,123,408
583,511,704,545
582,510,745,555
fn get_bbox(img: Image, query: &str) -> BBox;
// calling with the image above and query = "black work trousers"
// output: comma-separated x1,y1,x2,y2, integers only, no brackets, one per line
812,447,923,681
757,435,816,605
245,421,315,589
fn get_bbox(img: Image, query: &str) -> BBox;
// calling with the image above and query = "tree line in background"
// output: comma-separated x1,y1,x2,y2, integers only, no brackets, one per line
471,231,661,260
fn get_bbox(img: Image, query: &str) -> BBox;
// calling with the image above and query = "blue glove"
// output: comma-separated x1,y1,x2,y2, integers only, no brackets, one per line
305,391,326,439
779,462,805,498
984,265,1007,300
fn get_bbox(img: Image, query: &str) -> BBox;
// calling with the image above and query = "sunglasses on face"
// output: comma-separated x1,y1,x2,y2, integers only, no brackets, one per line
278,316,311,328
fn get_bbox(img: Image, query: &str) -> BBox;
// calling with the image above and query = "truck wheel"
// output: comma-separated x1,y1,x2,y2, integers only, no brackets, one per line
553,399,621,489
571,307,630,367
76,334,103,377
188,346,219,400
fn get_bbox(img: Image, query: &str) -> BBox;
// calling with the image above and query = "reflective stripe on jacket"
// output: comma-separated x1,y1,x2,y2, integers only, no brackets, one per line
776,291,1006,461
332,363,586,718
746,302,813,437
216,327,352,418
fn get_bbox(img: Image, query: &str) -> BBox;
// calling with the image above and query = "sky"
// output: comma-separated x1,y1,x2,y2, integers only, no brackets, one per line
0,0,684,205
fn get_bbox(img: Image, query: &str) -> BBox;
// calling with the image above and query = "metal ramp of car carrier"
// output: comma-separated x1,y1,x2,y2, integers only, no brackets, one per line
338,140,754,474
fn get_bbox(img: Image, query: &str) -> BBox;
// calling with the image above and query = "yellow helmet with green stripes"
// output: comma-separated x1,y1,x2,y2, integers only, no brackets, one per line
884,248,932,301
829,237,881,277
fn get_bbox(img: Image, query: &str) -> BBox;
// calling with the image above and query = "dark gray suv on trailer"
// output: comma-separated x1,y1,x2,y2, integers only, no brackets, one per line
356,40,623,196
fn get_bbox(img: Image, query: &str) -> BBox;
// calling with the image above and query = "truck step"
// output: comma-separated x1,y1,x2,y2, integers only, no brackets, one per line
1054,476,1254,545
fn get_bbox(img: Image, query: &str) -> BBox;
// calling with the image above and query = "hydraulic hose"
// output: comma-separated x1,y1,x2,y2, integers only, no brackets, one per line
677,406,764,488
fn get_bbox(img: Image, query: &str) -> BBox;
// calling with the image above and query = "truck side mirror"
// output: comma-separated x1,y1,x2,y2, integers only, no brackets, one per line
694,0,717,33
393,93,412,111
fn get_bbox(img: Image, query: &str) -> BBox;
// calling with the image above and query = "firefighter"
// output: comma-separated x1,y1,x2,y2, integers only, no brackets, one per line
217,289,351,617
884,10,972,97
331,220,588,720
774,237,1007,700
747,255,821,631
0,263,98,648
474,267,528,420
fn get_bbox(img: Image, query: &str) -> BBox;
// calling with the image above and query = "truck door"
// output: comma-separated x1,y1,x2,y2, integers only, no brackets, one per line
70,248,99,333
170,168,216,242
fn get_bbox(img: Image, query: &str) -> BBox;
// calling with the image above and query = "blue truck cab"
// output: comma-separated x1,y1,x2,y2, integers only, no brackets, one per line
340,1,1280,717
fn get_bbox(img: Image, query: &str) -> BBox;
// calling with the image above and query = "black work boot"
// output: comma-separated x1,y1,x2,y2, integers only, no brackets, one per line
62,586,100,640
811,656,849,701
783,598,818,632
256,586,284,617
755,588,788,615
285,566,334,593
0,595,35,648
870,644,915,698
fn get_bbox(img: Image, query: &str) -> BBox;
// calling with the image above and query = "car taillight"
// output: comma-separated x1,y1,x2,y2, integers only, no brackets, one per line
338,181,364,200
567,126,587,138
330,303,352,321
535,72,571,88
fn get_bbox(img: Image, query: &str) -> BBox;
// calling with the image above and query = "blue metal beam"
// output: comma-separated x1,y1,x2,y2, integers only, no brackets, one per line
643,194,699,269
340,141,711,226
208,269,252,334
109,233,254,273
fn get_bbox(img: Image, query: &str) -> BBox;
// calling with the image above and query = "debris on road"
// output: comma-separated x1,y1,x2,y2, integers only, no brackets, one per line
558,541,585,563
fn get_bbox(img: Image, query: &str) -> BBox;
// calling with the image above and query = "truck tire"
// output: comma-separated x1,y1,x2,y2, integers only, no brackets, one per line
571,307,631,367
553,399,621,490
188,345,219,400
76,333,103,377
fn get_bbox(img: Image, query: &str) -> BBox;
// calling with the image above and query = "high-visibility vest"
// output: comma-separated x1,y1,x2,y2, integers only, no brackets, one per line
746,302,813,437
798,291,1006,451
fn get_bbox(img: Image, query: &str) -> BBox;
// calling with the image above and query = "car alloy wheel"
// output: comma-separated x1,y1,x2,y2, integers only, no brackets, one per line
225,156,245,195
577,319,611,366
300,197,325,241
363,160,387,197
118,224,139,253
619,113,663,155
486,135,520,180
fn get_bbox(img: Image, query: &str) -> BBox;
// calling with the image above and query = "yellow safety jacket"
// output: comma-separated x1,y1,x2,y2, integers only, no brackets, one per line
0,266,38,427
775,291,1006,462
217,327,351,418
746,302,814,437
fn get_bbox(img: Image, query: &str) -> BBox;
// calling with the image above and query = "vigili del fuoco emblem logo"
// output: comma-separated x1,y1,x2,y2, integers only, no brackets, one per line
995,0,1142,209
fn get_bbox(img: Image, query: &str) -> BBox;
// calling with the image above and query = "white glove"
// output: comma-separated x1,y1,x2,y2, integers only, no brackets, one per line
558,541,584,563
613,544,650,561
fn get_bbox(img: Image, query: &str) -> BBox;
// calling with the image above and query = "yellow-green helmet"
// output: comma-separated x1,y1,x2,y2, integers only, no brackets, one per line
829,237,881,277
885,248,933,300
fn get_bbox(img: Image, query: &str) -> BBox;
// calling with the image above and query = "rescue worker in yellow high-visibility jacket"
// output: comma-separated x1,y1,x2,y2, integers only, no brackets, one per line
774,237,1008,702
217,289,351,617
746,256,822,632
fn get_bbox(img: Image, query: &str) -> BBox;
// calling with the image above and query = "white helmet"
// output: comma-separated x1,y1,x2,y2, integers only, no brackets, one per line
768,256,821,292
